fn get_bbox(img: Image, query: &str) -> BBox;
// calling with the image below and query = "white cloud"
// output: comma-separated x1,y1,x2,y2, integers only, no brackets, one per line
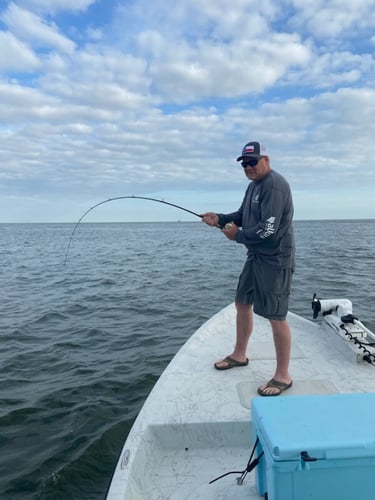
1,81,373,196
37,47,152,113
0,0,374,221
284,50,374,89
0,31,40,71
289,0,375,38
86,26,103,41
140,32,311,102
12,0,95,15
0,81,59,116
2,2,76,53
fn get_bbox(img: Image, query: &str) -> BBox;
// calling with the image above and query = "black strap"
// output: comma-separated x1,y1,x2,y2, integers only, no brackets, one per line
209,437,264,485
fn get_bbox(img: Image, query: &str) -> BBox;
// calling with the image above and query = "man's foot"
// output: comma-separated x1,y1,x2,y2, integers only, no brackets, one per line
214,356,249,370
257,378,293,397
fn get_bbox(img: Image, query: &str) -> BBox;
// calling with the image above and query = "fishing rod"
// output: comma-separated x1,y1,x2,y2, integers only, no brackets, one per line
63,195,203,265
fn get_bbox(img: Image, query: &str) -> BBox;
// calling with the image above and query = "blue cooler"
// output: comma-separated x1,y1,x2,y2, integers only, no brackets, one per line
252,393,375,500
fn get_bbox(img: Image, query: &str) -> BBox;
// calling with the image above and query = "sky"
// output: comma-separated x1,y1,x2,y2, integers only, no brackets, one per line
1,0,375,223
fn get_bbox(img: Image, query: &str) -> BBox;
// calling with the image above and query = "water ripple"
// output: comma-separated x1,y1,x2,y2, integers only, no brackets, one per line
0,220,374,498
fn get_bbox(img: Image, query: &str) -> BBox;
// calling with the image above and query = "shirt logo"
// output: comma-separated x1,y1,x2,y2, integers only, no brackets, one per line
258,216,276,239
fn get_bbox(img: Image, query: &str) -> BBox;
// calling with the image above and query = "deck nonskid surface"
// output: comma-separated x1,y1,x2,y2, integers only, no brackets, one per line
139,445,258,500
107,304,375,499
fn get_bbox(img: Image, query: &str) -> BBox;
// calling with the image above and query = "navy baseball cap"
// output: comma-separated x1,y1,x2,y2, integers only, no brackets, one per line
236,141,268,161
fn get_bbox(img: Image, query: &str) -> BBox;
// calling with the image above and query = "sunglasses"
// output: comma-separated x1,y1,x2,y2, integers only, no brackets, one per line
241,157,261,168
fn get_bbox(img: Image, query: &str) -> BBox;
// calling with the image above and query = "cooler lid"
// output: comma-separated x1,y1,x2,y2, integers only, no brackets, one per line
252,393,375,461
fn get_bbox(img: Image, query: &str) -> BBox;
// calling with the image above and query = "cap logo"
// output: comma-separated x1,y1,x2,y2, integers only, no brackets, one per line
243,145,254,154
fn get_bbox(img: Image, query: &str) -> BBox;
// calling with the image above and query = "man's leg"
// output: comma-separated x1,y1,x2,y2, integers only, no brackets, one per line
214,302,253,368
258,319,292,395
234,302,254,359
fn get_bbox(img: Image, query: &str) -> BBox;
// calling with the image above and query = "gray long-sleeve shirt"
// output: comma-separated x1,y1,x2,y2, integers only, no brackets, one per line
218,170,295,269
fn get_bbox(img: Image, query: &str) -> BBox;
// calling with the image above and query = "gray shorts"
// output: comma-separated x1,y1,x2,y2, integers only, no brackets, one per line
235,256,292,320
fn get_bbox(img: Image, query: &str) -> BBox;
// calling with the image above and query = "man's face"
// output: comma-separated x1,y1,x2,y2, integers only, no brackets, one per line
241,156,271,182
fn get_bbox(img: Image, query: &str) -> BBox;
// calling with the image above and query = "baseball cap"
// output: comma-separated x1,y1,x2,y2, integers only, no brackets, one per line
236,141,268,161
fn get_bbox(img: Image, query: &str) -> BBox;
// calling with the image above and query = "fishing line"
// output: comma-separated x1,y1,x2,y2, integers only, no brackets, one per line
63,195,203,265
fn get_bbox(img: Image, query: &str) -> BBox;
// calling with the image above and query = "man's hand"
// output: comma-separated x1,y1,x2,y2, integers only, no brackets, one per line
222,222,238,240
201,212,219,227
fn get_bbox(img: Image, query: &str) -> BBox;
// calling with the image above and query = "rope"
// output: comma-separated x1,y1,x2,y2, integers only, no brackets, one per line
341,324,375,366
209,438,264,485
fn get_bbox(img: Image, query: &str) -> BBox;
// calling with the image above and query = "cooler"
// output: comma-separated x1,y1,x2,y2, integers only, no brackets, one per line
251,393,375,500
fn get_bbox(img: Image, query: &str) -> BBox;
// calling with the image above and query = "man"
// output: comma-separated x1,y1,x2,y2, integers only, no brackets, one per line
202,141,295,396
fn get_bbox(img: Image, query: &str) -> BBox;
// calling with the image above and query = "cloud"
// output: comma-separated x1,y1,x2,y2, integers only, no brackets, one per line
284,50,374,90
0,0,374,222
1,81,374,197
142,32,311,102
2,2,76,53
11,0,96,15
288,0,375,38
0,81,60,123
0,31,40,71
36,47,153,116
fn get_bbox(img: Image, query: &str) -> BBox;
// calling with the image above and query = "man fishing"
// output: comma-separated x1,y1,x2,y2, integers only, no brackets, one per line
202,141,295,396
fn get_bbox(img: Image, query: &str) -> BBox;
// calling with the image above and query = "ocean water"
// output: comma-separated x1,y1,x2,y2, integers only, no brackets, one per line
1,220,374,499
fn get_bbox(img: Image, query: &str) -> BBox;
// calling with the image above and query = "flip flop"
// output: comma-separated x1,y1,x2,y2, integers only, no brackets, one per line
257,378,293,397
214,355,249,371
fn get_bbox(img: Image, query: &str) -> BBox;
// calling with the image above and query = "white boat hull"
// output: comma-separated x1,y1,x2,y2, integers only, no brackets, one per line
106,303,375,499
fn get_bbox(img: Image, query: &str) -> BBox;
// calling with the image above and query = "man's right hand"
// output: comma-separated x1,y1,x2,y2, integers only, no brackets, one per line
201,212,219,226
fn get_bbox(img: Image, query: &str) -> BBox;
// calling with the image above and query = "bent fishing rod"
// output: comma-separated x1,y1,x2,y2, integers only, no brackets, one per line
63,195,204,265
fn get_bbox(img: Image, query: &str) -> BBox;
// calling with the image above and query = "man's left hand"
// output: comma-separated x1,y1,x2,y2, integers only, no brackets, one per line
222,223,238,240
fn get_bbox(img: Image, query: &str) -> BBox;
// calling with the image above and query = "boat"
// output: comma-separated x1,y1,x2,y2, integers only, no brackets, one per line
106,296,375,499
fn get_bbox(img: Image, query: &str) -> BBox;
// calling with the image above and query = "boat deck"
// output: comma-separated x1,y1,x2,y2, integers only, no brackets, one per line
107,304,375,499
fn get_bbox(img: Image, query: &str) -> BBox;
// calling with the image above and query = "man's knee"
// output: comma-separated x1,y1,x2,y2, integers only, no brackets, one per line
235,301,253,313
